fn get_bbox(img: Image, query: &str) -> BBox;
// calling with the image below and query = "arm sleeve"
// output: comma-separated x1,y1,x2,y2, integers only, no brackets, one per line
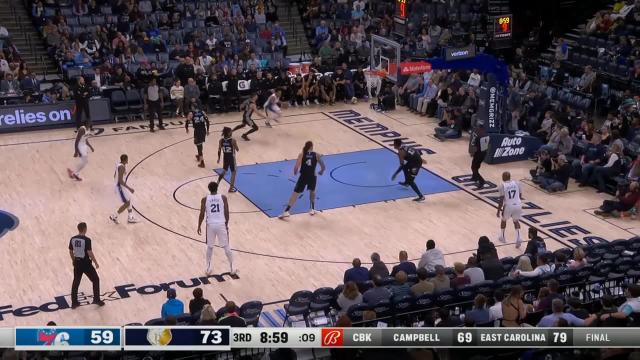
85,238,92,251
68,239,73,250
621,304,633,317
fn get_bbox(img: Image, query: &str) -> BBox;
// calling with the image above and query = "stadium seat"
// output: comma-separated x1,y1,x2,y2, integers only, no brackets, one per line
110,90,129,121
434,289,456,308
282,290,313,326
144,317,165,326
347,303,370,322
309,287,335,317
372,300,393,319
414,293,435,309
240,301,263,327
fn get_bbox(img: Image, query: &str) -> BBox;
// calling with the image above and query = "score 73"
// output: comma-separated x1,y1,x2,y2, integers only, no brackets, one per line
201,330,223,344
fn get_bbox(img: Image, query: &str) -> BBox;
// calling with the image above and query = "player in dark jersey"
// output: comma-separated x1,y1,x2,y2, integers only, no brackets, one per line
391,139,426,202
279,140,326,219
217,127,240,192
185,104,210,168
232,93,264,141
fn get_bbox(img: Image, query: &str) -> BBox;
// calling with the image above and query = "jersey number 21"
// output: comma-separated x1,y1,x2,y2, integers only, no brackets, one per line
210,203,220,213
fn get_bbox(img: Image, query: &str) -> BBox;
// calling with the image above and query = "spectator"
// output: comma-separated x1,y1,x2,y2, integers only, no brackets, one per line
537,154,571,192
480,255,504,282
198,304,217,325
599,284,640,323
418,239,446,271
189,287,211,315
73,76,92,130
567,297,590,319
1,73,19,93
476,236,498,263
20,72,39,93
489,290,504,321
337,281,363,315
538,299,596,327
184,77,201,107
429,265,451,292
595,181,640,217
415,79,438,116
597,294,627,326
344,258,369,284
568,247,588,269
391,250,417,276
536,279,563,312
554,37,569,61
463,257,485,285
451,262,471,288
435,307,462,327
410,268,434,296
390,271,412,302
576,65,597,93
501,285,527,327
515,254,554,277
369,252,389,279
580,142,623,193
170,79,185,117
464,294,491,325
144,77,165,132
523,227,546,266
217,301,247,327
510,255,533,277
571,134,605,179
318,74,336,105
363,275,392,305
161,288,184,319
434,116,462,140
468,69,482,87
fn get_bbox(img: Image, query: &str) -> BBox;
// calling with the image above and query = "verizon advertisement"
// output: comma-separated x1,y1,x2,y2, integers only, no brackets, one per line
0,99,111,133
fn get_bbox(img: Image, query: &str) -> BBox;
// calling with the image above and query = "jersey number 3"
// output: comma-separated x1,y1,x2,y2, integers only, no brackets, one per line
210,203,220,213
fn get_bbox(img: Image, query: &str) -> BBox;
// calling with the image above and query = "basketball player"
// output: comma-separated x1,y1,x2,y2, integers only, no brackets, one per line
279,141,326,218
110,154,139,224
263,89,283,127
67,125,94,181
197,181,236,275
232,93,264,141
391,139,426,202
217,127,239,193
69,222,105,308
496,171,524,248
185,104,210,168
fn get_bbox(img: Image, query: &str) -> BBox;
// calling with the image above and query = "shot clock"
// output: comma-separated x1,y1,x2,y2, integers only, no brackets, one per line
231,328,321,348
124,326,230,351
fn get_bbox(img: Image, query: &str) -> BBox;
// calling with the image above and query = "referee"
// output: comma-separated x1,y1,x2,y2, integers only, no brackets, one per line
69,222,105,308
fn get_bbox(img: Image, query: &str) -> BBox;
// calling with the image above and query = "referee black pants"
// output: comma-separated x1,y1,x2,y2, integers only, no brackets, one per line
148,100,164,130
71,259,101,305
75,100,91,129
471,150,487,185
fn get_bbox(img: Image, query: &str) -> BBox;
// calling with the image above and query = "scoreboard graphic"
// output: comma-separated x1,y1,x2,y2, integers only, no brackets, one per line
2,327,639,350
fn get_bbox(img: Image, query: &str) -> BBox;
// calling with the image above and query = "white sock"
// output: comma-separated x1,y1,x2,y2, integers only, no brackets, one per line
515,228,522,242
224,246,234,272
206,247,214,272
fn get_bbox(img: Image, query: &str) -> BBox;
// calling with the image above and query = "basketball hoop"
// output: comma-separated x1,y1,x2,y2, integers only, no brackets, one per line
364,69,384,98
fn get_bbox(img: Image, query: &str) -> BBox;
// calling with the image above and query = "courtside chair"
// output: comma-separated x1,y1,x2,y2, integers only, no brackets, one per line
240,301,263,327
125,89,144,121
372,300,393,319
110,90,129,122
346,303,370,323
282,290,313,326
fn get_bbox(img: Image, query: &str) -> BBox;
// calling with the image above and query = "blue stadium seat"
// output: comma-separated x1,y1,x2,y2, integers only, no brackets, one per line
392,295,415,314
346,303,370,322
372,300,393,318
414,293,435,309
283,290,313,326
240,301,263,327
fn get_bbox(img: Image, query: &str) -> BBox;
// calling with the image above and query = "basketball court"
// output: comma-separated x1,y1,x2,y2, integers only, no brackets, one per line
0,104,635,327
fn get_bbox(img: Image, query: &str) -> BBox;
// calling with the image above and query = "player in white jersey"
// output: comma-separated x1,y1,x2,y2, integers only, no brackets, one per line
67,126,94,181
198,181,236,275
109,154,139,224
263,89,282,128
496,171,524,248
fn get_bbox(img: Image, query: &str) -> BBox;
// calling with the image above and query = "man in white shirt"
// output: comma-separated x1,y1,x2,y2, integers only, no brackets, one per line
496,171,524,248
468,69,481,87
489,289,504,321
418,239,446,271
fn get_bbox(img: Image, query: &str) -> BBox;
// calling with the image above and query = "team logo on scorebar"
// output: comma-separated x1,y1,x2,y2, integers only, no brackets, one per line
37,329,70,346
146,328,173,346
321,328,344,347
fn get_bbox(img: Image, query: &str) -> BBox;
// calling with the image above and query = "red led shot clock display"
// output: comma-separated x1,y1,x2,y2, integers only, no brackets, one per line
494,15,512,39
396,0,407,19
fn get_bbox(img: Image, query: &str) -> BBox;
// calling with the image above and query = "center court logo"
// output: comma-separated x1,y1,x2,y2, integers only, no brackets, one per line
0,109,72,126
321,328,344,346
